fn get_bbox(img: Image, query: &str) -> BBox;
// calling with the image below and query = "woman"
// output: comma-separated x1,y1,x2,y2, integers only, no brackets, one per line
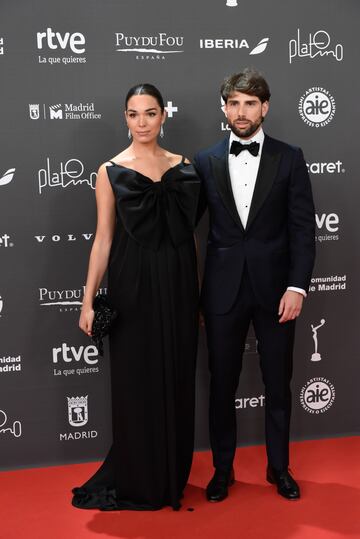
72,84,200,511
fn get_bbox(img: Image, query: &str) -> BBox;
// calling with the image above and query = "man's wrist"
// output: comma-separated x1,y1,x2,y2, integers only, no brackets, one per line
287,286,307,298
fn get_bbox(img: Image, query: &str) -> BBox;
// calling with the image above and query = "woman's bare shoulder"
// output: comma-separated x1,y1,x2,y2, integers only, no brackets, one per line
164,151,191,166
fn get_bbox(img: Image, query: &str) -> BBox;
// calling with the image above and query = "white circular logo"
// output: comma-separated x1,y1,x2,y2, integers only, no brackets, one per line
298,87,336,127
300,377,335,414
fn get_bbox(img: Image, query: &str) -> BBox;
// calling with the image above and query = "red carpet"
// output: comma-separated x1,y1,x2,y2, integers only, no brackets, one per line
1,437,359,539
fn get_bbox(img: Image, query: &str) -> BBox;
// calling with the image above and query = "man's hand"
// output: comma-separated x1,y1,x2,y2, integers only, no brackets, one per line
278,290,304,323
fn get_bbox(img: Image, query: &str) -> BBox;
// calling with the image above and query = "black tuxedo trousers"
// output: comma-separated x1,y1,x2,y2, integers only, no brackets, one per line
204,264,296,472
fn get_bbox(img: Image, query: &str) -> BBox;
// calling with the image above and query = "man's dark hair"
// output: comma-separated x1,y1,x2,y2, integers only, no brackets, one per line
221,68,271,103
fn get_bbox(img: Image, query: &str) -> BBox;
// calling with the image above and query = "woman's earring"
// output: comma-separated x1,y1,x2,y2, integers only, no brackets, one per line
128,128,132,140
160,125,164,138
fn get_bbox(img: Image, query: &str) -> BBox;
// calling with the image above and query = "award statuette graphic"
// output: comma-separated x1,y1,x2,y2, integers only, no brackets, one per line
311,319,326,361
226,0,238,6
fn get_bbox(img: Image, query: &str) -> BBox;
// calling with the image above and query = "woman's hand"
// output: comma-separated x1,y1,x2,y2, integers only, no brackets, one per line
79,305,95,336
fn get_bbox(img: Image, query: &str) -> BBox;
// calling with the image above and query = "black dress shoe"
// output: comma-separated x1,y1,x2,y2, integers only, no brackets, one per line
206,468,235,502
266,466,300,500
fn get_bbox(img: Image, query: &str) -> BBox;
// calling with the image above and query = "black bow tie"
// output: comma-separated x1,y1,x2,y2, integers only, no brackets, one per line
230,140,260,157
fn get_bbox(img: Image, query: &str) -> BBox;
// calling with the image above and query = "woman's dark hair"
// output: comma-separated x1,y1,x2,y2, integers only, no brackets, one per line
221,68,271,103
125,83,165,111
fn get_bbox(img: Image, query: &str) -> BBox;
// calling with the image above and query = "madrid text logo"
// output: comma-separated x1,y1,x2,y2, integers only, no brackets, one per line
0,37,4,55
37,28,86,65
0,355,22,374
0,234,14,247
60,396,97,441
53,342,99,378
289,29,344,64
300,377,335,414
299,87,335,128
38,158,96,194
310,319,325,361
200,37,269,55
316,212,339,242
307,160,344,175
235,394,265,409
0,409,22,438
309,275,346,293
67,396,88,427
115,32,184,61
0,168,15,186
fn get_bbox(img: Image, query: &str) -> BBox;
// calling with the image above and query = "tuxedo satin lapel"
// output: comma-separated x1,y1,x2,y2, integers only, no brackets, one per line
246,137,281,231
210,153,244,230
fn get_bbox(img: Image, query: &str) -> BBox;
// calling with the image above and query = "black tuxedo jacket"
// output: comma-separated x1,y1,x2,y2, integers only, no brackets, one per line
194,134,316,314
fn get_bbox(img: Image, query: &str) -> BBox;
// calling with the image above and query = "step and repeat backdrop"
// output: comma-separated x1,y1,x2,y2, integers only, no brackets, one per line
1,0,359,469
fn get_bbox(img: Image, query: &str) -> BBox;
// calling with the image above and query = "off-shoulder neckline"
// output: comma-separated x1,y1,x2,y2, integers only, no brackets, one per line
107,157,190,184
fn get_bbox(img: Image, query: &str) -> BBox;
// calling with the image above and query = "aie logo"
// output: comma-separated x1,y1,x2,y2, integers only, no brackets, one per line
37,28,86,54
299,87,335,127
300,377,335,414
0,168,15,186
67,396,88,427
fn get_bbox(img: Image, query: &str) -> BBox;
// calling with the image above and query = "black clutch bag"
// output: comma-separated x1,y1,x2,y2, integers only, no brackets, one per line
91,294,117,356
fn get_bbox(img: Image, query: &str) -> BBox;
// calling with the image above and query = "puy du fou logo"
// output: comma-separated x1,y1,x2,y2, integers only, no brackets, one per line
67,396,88,427
289,29,343,64
37,28,85,54
0,168,15,186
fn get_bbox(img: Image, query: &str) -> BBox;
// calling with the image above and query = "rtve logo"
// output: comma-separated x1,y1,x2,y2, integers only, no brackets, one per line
36,28,85,54
52,343,98,365
315,213,339,233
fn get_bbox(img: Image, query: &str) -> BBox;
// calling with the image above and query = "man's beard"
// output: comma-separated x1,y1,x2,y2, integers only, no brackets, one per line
228,116,263,139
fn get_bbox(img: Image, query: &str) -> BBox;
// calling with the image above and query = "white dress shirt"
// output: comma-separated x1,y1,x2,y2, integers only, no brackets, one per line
228,128,306,297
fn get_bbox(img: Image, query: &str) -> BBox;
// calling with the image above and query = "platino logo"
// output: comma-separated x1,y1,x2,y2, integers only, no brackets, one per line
0,409,22,438
307,160,344,175
235,394,265,409
0,168,15,186
199,37,269,55
0,234,14,247
310,319,326,361
309,275,347,293
298,87,335,127
29,104,40,120
300,377,335,414
115,32,184,60
67,396,88,427
37,28,85,54
38,157,96,194
289,29,344,64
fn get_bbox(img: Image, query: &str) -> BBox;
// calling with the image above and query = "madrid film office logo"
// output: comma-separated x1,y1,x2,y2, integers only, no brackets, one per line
299,87,336,128
36,27,86,64
289,29,344,64
29,103,101,120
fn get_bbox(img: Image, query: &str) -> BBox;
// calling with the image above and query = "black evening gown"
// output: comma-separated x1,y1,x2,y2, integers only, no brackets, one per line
72,158,200,511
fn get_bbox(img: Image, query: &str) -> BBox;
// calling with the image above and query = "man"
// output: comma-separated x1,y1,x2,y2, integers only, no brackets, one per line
194,69,315,502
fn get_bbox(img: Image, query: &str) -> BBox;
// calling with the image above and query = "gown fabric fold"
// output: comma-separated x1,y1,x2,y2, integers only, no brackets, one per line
72,159,200,511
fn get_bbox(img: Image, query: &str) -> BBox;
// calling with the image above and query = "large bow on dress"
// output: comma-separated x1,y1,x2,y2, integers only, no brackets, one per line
107,163,201,251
